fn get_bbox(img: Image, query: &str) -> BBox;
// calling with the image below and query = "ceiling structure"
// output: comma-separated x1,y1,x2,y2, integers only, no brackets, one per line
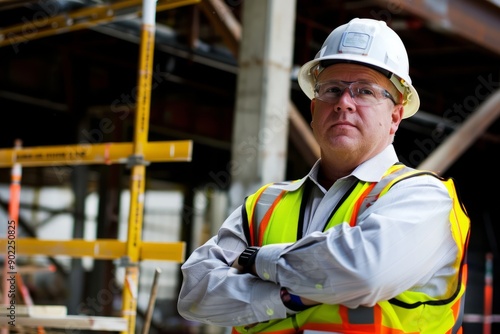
0,0,499,328
2,4,498,198
0,0,497,224
0,1,498,226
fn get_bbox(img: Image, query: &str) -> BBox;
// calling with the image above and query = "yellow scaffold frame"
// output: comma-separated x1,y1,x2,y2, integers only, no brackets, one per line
0,0,199,332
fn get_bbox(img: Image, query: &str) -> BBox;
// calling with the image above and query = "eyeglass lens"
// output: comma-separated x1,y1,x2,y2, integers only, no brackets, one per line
314,81,396,106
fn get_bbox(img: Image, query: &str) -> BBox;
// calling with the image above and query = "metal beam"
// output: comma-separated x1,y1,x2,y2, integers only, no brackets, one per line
372,0,500,174
288,101,320,166
376,0,500,55
198,0,241,57
0,0,201,48
418,90,500,173
0,140,192,168
0,238,185,261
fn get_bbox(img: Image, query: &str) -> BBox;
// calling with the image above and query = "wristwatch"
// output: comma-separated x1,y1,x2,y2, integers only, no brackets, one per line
238,246,260,273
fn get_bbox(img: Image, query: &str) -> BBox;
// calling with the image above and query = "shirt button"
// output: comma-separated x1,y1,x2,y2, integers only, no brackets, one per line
263,272,270,280
266,308,274,316
315,284,323,290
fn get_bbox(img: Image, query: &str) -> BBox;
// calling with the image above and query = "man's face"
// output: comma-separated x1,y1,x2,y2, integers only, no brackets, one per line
310,63,404,164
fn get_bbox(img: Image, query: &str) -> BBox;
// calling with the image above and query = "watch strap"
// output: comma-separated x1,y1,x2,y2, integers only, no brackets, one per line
238,246,260,273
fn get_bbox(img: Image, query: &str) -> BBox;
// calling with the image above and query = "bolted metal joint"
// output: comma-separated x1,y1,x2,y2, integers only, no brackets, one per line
126,154,150,168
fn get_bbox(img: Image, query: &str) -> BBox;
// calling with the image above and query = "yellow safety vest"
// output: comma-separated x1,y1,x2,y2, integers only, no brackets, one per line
233,164,470,334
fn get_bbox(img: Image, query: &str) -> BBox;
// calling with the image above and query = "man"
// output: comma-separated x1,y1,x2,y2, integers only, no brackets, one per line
177,18,470,334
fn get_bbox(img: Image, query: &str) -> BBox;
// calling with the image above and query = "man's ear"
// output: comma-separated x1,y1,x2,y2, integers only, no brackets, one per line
390,104,404,134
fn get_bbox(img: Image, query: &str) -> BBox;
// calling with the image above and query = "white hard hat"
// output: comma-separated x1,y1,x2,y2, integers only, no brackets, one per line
298,18,420,118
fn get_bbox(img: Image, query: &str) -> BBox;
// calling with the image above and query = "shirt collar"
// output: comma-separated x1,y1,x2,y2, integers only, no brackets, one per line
270,145,399,191
308,144,399,184
351,145,400,182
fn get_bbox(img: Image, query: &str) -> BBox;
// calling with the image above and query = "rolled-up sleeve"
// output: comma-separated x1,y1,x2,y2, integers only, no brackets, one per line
177,207,289,327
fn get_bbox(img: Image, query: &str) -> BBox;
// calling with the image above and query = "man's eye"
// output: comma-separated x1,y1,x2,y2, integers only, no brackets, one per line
325,86,342,94
358,88,375,96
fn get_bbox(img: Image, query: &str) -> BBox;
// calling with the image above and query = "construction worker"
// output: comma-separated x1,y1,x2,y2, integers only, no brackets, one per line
177,18,470,334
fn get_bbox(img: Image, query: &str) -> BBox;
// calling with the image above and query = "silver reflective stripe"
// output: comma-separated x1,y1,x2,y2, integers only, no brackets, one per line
452,293,466,333
253,185,286,241
348,306,374,324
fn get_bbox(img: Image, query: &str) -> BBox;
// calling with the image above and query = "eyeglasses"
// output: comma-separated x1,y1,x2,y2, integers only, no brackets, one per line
314,80,397,106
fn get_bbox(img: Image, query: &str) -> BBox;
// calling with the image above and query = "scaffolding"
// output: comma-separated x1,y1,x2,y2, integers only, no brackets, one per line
0,0,195,332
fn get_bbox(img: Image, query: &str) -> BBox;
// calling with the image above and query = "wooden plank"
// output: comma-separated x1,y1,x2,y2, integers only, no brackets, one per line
8,264,56,275
0,305,67,317
0,315,127,331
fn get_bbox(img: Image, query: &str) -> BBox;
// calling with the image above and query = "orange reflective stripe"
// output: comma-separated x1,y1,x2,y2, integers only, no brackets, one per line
349,183,377,227
258,190,286,246
463,263,468,285
378,327,417,334
303,305,410,334
339,304,349,323
349,164,407,227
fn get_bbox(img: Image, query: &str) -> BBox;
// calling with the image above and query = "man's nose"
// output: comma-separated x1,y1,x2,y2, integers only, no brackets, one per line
338,87,356,104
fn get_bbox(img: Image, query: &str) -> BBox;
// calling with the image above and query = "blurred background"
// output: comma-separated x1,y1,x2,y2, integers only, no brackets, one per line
0,0,499,333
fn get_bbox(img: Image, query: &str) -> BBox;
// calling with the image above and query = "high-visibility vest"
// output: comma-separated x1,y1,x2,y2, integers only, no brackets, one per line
233,164,470,334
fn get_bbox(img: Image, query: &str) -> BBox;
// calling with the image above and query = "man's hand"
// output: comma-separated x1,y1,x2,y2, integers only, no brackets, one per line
281,288,319,310
231,255,257,275
231,258,245,272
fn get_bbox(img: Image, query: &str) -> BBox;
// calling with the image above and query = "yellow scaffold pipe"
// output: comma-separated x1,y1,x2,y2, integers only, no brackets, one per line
0,141,192,167
121,0,157,332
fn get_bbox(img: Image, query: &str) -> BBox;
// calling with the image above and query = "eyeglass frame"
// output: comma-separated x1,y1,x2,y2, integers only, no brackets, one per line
313,80,398,106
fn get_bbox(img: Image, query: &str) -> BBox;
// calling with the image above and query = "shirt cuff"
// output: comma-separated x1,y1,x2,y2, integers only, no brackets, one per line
254,243,290,283
250,282,287,321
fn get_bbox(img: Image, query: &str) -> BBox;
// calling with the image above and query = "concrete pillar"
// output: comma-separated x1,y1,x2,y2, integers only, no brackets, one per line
229,0,296,211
